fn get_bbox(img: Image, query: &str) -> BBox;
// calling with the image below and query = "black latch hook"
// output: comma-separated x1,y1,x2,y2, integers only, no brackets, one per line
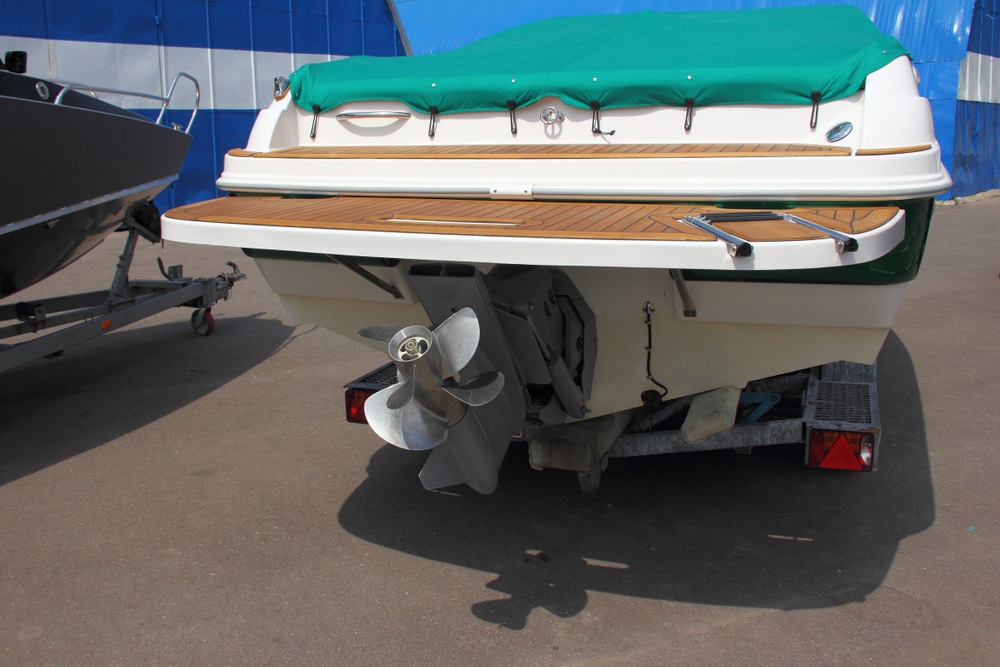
684,98,695,132
428,105,439,137
309,104,321,139
590,100,616,136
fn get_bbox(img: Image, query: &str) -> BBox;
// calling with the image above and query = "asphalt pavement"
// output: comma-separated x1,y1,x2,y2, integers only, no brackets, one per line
0,196,997,665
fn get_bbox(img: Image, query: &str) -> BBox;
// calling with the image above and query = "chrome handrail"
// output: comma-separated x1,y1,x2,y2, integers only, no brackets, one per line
53,72,200,134
336,110,412,120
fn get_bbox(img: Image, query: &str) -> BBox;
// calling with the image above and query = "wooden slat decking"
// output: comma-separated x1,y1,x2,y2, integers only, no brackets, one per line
168,196,898,243
232,143,855,160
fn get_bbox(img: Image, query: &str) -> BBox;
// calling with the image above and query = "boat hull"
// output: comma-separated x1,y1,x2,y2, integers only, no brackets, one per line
0,72,193,297
0,182,170,298
255,250,902,410
159,7,954,491
259,257,901,417
198,193,928,418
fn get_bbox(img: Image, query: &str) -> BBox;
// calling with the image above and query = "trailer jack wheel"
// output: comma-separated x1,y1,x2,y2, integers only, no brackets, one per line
191,308,215,336
577,453,608,494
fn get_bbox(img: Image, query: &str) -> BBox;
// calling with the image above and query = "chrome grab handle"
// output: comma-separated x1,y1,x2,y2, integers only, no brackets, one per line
53,72,200,134
681,215,753,258
781,214,858,253
337,110,412,120
680,211,861,257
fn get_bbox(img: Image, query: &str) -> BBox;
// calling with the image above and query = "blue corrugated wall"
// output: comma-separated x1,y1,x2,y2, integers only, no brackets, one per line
7,2,998,199
955,0,1000,196
2,1,405,208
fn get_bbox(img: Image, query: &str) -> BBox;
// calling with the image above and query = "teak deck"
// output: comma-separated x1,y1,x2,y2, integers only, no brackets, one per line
230,143,856,160
168,196,898,243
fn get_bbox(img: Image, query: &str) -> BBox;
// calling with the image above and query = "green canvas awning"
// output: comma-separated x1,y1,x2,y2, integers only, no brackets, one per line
290,5,908,115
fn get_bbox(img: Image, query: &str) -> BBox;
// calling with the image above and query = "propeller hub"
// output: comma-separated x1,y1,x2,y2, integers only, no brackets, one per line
398,334,430,361
388,325,435,364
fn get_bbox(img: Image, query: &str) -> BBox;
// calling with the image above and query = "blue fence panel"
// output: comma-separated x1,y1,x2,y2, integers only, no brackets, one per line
954,101,1000,195
1,1,405,207
967,0,1000,56
954,0,1000,196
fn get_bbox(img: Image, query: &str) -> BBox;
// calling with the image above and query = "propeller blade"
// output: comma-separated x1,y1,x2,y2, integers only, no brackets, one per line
419,413,500,494
361,385,403,446
364,385,449,451
440,371,505,406
400,400,449,450
418,444,466,491
358,324,402,343
385,373,414,409
438,411,501,494
432,307,481,377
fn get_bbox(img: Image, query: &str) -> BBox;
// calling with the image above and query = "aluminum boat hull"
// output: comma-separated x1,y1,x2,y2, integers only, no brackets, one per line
0,71,192,297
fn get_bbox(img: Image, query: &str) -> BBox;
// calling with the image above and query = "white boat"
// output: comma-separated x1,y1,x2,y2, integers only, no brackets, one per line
162,6,951,493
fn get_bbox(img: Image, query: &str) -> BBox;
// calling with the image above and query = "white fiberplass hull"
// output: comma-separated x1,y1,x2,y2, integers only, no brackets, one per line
254,257,902,417
162,7,951,492
220,59,947,203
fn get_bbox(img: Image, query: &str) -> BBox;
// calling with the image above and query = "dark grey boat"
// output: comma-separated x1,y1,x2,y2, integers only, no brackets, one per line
0,53,196,297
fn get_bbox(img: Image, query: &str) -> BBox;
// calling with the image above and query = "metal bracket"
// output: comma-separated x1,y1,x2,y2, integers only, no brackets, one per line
309,104,321,139
810,91,822,129
326,255,404,300
782,214,858,253
738,392,782,423
507,100,518,135
680,215,754,257
428,105,439,137
589,101,615,136
669,269,697,317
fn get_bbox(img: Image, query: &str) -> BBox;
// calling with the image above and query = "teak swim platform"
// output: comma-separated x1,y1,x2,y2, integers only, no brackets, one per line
170,197,897,243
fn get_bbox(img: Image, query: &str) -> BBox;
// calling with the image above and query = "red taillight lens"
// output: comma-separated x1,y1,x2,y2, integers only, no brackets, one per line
807,429,875,471
345,388,376,424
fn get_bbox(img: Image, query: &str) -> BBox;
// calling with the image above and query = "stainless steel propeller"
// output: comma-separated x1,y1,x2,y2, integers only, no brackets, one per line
359,307,505,451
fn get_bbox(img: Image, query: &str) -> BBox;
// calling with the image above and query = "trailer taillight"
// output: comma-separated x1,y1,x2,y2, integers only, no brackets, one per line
807,429,875,471
345,388,376,424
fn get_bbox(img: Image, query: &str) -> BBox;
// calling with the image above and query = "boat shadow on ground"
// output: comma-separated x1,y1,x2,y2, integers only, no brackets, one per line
0,313,294,486
338,330,934,628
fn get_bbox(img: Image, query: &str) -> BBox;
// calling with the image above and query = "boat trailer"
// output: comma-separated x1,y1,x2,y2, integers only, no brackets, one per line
0,203,245,373
346,360,880,493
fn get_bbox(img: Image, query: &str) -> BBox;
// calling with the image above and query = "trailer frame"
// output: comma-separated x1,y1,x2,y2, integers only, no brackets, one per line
0,212,245,374
345,359,881,494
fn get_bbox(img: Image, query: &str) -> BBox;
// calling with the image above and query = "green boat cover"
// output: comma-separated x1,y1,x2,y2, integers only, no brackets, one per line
290,5,908,116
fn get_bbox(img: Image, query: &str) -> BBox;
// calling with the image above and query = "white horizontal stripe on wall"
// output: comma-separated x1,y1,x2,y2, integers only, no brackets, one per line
5,37,344,111
958,51,1000,104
